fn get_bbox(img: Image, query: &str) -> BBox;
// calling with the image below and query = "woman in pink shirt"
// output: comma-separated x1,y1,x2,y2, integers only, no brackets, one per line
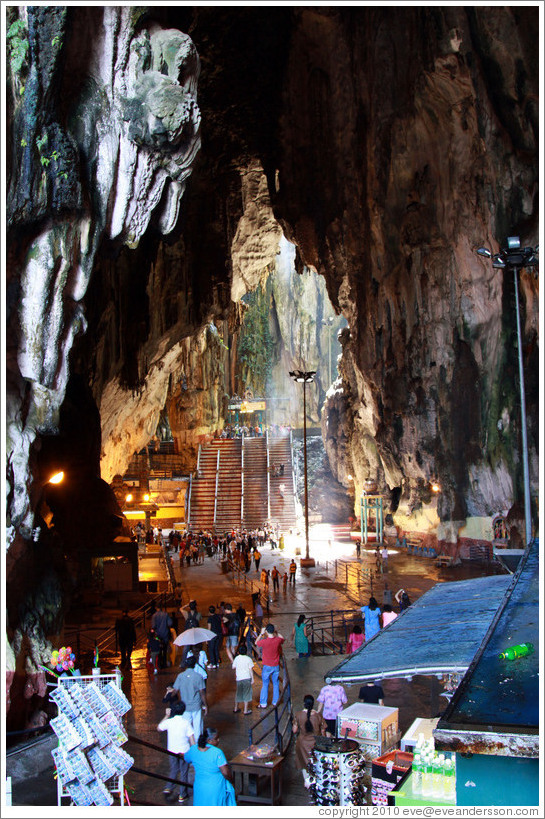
346,625,365,654
381,604,398,627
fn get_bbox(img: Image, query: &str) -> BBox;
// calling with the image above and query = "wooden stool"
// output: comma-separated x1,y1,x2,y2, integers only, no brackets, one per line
229,751,284,805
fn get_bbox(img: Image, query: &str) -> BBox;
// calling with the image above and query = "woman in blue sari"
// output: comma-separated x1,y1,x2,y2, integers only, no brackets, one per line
185,727,236,806
361,596,381,640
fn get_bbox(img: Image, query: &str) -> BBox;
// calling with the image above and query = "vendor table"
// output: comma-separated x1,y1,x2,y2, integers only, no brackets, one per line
229,751,284,805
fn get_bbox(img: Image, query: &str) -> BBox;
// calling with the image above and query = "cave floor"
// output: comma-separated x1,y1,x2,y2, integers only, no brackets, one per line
10,526,507,808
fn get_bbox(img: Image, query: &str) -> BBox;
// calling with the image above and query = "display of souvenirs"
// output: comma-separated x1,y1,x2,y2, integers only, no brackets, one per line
87,777,114,807
102,681,131,717
102,744,134,777
51,748,77,788
87,712,113,749
66,781,93,807
65,748,95,785
356,720,379,741
308,739,367,806
50,714,82,752
72,716,96,749
87,747,118,782
101,710,128,746
49,685,80,720
82,682,112,717
52,672,132,807
68,684,96,721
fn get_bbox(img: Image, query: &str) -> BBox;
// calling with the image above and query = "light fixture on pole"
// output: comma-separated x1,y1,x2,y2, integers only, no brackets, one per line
476,236,538,546
289,369,316,567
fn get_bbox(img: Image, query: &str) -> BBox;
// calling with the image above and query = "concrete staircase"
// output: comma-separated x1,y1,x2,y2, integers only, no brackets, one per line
268,434,297,530
242,437,268,529
188,433,297,533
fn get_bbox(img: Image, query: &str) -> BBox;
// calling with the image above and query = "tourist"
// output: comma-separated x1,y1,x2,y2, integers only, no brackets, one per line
316,682,348,736
206,605,222,668
395,588,411,612
381,544,389,571
172,656,208,739
289,558,297,584
151,605,172,669
382,582,393,607
147,628,162,675
359,679,384,706
346,624,364,654
115,610,136,668
271,566,280,593
292,613,311,658
282,571,288,592
184,728,236,806
223,603,241,663
361,596,381,640
256,623,285,708
292,694,327,788
382,604,398,627
157,701,195,803
231,643,254,714
186,643,208,685
179,600,202,665
355,539,361,559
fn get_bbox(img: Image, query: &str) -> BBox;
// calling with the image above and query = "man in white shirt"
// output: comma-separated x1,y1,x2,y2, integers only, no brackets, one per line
231,644,255,715
157,701,195,803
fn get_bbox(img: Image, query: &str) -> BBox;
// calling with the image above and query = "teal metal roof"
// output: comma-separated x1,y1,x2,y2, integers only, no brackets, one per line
325,573,512,685
434,540,539,756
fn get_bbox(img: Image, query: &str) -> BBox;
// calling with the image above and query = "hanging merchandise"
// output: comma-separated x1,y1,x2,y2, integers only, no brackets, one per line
50,670,133,807
371,750,413,806
307,737,367,806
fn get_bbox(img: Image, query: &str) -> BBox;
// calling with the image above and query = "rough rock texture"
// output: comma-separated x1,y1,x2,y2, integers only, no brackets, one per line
5,6,539,725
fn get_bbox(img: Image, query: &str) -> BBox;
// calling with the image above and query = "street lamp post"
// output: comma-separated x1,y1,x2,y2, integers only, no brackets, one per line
476,236,538,546
289,370,316,567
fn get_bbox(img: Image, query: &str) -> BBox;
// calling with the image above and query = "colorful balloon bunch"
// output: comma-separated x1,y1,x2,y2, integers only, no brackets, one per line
50,646,76,672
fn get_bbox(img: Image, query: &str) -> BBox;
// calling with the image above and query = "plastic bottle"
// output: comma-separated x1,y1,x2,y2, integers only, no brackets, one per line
432,753,444,797
498,642,534,660
412,751,422,794
443,758,455,800
421,752,433,798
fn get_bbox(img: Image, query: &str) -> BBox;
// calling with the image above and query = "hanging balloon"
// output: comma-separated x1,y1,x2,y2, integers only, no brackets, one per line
70,653,75,661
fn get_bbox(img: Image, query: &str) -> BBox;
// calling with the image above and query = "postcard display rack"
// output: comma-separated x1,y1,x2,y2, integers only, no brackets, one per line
308,738,367,806
50,670,133,807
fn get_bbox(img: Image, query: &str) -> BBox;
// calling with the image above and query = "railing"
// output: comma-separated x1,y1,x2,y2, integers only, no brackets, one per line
63,593,177,668
306,609,362,655
240,435,245,525
266,430,271,522
196,443,201,474
160,541,176,594
213,449,220,528
317,558,376,601
187,473,192,527
125,734,193,803
248,655,293,755
224,554,259,599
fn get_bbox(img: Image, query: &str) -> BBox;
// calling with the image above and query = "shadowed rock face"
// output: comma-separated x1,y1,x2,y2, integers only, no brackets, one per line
5,7,539,720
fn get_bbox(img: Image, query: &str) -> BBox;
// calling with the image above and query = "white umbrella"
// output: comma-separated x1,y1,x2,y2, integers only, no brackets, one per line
173,627,216,647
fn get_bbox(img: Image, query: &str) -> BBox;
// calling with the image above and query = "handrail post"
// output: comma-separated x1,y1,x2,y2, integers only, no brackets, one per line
241,437,244,528
187,473,192,528
214,450,220,528
266,429,271,523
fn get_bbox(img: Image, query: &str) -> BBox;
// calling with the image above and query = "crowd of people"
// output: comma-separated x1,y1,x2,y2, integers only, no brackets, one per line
118,521,416,806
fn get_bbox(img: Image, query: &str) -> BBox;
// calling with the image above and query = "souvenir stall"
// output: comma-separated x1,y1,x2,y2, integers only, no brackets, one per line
47,653,133,807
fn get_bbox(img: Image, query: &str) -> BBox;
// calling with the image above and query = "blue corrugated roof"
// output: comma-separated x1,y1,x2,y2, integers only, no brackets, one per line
325,573,512,685
437,539,539,734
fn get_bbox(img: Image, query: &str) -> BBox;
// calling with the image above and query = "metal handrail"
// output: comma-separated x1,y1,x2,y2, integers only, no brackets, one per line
187,473,192,527
265,430,271,523
248,655,292,755
213,449,220,528
240,435,244,525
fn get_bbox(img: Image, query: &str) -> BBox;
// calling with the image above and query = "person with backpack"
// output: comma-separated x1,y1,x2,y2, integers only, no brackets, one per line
223,603,240,663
